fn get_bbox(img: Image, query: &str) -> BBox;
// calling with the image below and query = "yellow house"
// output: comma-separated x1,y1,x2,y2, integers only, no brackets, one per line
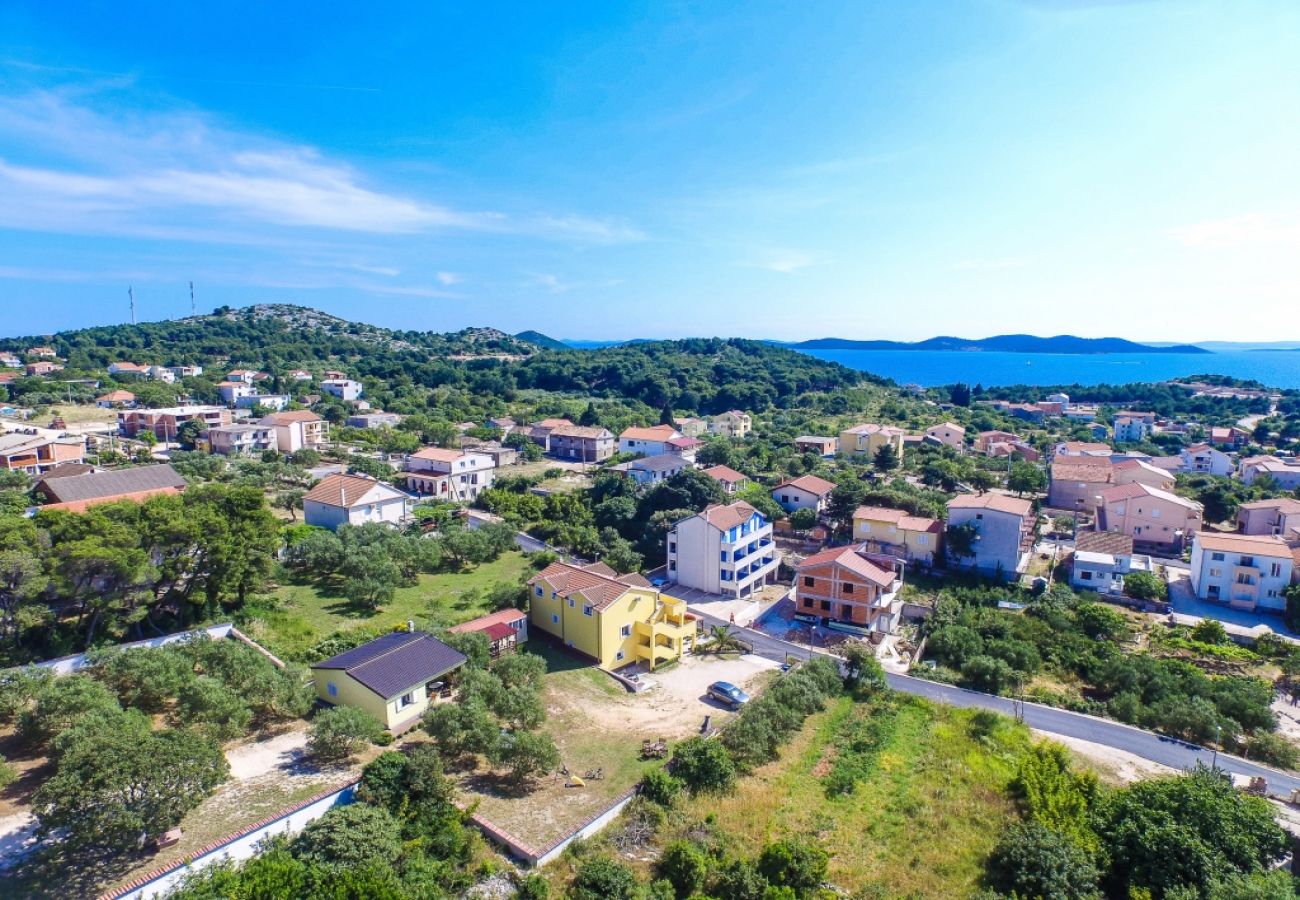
839,423,907,464
851,505,943,567
708,410,753,439
310,630,467,732
527,561,697,670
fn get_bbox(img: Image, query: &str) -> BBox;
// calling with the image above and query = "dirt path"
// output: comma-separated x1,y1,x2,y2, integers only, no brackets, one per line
226,727,310,781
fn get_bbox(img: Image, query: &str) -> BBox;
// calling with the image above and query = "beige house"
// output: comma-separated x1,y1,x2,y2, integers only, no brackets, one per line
708,410,753,439
261,410,330,452
851,506,942,566
406,448,496,501
1111,458,1176,491
1237,498,1300,539
839,423,907,463
924,422,965,452
207,423,276,456
1094,482,1203,552
311,630,466,732
673,417,709,438
1048,458,1114,512
1240,456,1300,491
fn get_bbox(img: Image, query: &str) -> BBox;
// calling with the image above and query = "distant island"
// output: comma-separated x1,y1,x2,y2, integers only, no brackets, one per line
783,334,1210,355
517,332,1213,355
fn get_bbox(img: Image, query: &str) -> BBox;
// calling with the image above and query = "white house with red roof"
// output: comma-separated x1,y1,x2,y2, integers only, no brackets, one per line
406,447,496,500
618,424,682,456
303,474,412,530
772,474,837,515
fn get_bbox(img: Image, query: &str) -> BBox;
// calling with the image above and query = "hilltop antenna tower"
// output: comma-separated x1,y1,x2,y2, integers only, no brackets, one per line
190,281,196,316
129,285,136,324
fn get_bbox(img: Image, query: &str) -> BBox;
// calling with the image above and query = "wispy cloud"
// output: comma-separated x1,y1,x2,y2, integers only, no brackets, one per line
1167,214,1300,249
528,272,624,294
747,249,824,274
0,87,642,244
436,271,462,285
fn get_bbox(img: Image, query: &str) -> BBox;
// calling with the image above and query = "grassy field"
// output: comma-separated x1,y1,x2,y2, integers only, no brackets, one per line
240,551,534,659
655,693,1031,897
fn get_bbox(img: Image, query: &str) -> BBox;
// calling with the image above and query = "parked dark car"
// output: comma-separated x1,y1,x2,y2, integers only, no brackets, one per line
707,681,750,709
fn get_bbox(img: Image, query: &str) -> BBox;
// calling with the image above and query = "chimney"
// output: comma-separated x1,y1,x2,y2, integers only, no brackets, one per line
407,620,415,633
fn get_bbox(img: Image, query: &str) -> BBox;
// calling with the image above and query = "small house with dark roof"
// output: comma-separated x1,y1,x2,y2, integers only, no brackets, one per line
310,630,467,731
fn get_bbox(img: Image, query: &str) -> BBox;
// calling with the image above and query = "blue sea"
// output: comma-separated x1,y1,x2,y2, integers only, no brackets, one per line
796,349,1300,389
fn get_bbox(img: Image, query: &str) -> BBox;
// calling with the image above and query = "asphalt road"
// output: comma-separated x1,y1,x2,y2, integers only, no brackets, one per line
690,609,1300,796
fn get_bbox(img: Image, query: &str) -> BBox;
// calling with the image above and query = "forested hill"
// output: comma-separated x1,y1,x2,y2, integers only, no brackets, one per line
4,305,881,415
510,338,882,412
12,303,539,370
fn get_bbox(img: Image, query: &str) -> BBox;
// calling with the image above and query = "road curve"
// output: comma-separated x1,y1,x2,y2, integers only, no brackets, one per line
690,608,1300,795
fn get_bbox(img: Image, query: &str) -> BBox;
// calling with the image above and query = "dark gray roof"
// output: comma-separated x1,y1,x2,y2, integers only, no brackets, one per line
38,464,187,504
312,631,467,699
633,454,686,473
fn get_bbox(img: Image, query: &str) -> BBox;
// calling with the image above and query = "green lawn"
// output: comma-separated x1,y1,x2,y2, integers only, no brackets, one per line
241,551,534,659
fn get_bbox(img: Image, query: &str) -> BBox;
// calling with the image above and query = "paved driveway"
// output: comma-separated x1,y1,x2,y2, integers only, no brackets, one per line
1167,569,1300,642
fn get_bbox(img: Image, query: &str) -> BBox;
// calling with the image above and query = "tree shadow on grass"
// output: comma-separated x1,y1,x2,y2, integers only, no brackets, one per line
1,843,142,900
523,640,588,675
461,770,544,801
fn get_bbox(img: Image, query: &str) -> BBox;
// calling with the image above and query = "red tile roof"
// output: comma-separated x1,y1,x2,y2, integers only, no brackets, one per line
702,464,747,484
774,474,837,497
447,608,528,634
947,493,1033,517
796,545,896,588
698,501,760,532
619,424,680,441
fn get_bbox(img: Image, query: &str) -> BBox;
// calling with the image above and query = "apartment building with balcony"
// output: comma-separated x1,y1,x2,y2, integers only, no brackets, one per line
527,561,696,670
1236,498,1300,540
1179,443,1234,477
0,433,85,474
1189,531,1294,612
206,423,276,456
405,447,496,501
851,505,942,566
839,423,907,463
667,501,780,598
260,410,330,453
119,406,231,440
793,544,905,633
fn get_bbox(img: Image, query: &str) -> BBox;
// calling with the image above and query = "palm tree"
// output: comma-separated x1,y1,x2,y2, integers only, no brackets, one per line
708,625,743,655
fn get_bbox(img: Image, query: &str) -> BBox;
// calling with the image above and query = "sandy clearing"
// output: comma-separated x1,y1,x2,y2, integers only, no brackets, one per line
1032,729,1177,785
0,812,38,870
225,727,310,782
581,653,780,738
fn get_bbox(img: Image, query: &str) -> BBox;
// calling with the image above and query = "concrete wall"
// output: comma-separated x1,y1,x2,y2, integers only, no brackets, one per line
29,624,235,676
106,782,358,900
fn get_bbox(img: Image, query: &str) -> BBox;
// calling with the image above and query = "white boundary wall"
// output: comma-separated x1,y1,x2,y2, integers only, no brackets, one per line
30,624,236,675
106,783,357,900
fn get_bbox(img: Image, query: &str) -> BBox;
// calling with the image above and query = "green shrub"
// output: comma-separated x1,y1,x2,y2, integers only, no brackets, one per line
986,823,1101,900
570,856,640,900
307,706,383,762
757,838,829,896
671,737,736,795
639,767,682,807
658,839,710,896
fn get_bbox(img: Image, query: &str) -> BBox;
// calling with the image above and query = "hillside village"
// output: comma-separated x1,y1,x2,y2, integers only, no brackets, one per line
3,306,1300,898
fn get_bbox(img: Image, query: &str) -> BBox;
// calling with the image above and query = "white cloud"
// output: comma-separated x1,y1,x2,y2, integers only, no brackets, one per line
528,272,623,294
749,249,822,274
0,87,642,243
1167,214,1300,249
436,271,462,285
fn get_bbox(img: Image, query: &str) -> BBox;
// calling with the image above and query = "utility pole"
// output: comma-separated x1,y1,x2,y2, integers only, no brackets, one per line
128,286,136,324
189,281,196,316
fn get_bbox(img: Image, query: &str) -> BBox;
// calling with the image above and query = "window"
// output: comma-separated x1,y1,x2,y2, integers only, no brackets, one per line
843,582,854,594
669,542,676,553
535,586,543,597
820,599,832,611
917,534,928,546
720,551,727,562
620,624,632,638
1271,563,1283,578
669,561,676,571
976,513,983,520
398,692,415,709
721,571,731,581
583,605,593,617
326,681,338,697
1209,568,1222,578
1211,552,1225,561
568,598,575,608
615,650,625,661
803,576,815,587
1080,571,1093,581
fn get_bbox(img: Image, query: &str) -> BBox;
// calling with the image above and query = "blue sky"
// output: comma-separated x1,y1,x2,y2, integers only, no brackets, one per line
1,1,1298,341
